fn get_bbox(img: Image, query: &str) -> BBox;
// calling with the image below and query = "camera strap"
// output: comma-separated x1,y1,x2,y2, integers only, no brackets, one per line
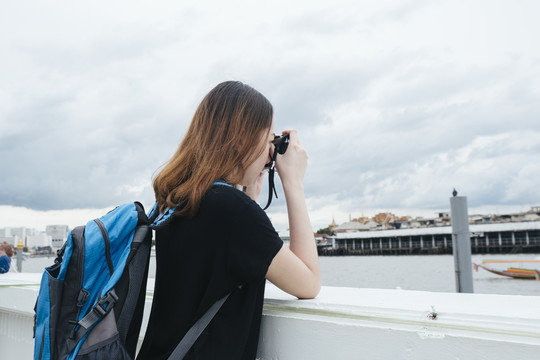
262,149,280,210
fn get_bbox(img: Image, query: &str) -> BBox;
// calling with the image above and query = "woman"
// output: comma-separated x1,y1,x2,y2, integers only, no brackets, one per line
137,81,320,359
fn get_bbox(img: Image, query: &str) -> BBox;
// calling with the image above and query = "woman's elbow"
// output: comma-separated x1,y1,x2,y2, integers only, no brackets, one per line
296,277,321,299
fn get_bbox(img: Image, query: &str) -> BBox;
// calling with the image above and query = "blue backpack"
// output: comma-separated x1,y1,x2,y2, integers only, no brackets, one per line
34,187,232,360
34,202,157,360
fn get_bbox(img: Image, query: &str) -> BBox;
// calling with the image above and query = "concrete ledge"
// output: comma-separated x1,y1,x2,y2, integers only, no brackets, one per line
260,285,540,359
1,273,540,359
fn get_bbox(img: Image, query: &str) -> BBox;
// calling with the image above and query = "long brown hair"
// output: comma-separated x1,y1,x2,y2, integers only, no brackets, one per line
153,81,273,217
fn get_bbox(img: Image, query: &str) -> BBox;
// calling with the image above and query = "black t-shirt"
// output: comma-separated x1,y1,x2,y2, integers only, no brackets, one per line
137,185,283,360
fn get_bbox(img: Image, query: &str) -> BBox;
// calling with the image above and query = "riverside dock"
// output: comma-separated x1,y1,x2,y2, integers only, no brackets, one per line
2,273,540,359
320,221,540,256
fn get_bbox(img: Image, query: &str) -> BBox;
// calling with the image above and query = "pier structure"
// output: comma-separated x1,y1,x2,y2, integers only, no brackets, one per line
1,273,540,359
321,221,540,255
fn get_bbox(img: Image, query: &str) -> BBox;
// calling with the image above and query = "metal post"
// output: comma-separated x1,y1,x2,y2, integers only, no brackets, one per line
450,192,474,293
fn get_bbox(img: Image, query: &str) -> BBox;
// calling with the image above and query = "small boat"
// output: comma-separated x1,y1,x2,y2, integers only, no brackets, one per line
474,260,540,280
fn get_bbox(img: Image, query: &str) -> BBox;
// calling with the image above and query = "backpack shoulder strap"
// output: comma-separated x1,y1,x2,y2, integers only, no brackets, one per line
167,293,230,360
150,181,233,229
149,205,175,229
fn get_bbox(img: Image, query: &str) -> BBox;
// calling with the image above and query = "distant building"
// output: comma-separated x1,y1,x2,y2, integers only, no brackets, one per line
0,227,40,247
334,221,377,233
332,206,540,235
0,225,69,249
26,233,53,248
46,225,69,249
524,213,540,222
315,234,331,247
329,218,338,232
372,212,397,225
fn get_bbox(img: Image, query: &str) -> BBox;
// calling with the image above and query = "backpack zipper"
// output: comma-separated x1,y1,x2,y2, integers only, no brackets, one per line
94,219,114,275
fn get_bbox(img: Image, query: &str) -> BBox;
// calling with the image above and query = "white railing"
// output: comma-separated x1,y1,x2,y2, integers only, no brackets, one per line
2,273,540,360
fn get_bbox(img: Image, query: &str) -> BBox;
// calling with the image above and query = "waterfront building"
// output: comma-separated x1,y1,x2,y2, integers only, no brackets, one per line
323,221,540,255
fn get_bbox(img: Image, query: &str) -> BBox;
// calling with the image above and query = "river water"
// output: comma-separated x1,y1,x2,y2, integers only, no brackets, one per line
18,252,540,296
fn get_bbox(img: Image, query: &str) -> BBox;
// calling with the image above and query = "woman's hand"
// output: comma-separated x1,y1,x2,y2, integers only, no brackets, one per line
243,171,265,202
274,129,308,189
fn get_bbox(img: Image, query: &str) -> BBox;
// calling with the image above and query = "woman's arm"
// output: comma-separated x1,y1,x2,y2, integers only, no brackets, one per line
265,130,321,299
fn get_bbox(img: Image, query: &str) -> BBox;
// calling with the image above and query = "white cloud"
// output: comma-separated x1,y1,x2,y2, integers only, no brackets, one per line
0,205,114,231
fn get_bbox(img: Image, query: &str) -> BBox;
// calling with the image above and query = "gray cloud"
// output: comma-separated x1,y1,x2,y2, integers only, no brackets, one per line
1,0,540,227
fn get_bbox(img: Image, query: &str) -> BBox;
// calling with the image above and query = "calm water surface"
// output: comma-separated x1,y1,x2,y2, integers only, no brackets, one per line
319,253,540,296
20,252,540,296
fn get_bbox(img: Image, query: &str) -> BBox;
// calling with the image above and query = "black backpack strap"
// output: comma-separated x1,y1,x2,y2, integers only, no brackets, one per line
146,202,161,224
167,293,230,360
66,289,119,353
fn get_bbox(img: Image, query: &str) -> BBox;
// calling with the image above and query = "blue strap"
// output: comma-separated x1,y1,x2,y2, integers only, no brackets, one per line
151,181,232,227
212,181,231,187
152,206,175,227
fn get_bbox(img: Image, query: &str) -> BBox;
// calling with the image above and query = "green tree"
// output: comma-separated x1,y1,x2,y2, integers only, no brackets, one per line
316,227,333,236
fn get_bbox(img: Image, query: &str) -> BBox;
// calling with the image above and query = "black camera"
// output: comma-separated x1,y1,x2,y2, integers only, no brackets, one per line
272,133,290,155
262,133,289,210
265,134,289,169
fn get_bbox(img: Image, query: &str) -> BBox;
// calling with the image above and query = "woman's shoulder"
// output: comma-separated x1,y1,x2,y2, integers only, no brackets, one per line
206,184,251,205
203,185,267,218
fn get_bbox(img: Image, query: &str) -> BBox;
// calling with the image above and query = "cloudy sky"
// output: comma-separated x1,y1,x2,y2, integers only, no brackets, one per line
1,0,539,232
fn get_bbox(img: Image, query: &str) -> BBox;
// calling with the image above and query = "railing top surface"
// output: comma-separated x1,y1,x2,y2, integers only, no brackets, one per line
264,283,540,319
2,273,540,331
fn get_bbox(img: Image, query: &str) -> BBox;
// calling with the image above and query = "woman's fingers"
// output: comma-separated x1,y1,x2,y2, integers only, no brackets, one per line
275,129,307,186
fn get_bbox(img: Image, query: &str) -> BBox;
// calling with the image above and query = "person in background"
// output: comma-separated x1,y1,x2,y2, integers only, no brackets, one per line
0,241,14,274
138,81,320,360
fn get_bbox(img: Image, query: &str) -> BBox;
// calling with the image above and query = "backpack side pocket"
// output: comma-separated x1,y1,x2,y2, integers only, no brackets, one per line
34,265,64,360
75,309,132,360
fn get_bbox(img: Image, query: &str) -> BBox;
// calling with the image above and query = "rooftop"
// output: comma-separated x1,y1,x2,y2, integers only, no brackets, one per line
334,221,540,239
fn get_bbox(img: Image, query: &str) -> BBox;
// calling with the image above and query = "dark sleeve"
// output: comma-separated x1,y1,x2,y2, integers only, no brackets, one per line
227,199,283,285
